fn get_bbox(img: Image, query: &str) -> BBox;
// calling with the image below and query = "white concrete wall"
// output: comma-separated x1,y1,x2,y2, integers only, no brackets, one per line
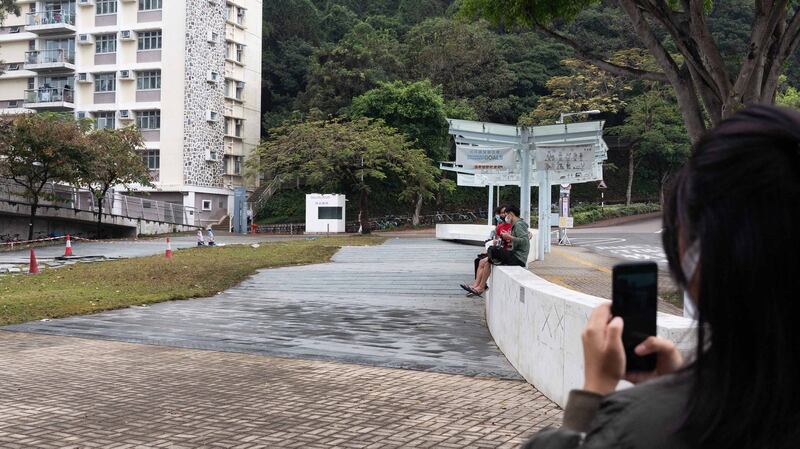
486,266,696,408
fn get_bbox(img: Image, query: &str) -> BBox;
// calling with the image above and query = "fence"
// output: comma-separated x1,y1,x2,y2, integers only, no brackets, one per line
0,180,195,227
254,210,485,234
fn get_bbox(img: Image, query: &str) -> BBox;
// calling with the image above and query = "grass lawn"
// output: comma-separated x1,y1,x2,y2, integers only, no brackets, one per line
0,235,385,326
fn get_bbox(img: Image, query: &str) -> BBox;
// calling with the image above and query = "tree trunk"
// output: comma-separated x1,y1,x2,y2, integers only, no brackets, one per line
626,146,635,206
359,189,370,235
412,193,423,226
28,200,38,241
96,198,104,237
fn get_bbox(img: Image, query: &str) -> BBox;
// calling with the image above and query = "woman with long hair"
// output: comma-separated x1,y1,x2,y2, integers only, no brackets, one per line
523,105,800,449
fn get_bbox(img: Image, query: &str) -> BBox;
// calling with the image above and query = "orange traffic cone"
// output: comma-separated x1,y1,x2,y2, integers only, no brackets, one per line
29,248,39,274
165,238,173,259
64,234,73,257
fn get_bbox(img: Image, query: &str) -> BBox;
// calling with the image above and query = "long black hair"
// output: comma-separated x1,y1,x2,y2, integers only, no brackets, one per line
662,105,800,448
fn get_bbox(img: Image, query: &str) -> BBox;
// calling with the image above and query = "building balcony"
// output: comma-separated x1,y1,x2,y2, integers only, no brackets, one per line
23,87,75,110
25,11,76,34
24,49,75,72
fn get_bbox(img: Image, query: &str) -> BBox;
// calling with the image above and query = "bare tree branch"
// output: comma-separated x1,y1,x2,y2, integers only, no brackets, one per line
535,24,669,83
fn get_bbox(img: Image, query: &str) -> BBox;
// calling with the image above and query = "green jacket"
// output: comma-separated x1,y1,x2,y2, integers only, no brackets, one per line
510,220,530,265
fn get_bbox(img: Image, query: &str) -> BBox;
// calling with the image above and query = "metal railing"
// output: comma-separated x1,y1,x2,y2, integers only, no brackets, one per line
26,11,76,26
253,210,485,234
0,180,195,226
25,49,75,65
24,87,74,104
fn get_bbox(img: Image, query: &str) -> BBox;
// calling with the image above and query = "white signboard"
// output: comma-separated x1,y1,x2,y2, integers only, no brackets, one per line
535,144,596,184
455,145,517,172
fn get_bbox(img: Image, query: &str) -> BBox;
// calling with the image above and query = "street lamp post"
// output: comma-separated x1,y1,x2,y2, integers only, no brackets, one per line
556,109,601,124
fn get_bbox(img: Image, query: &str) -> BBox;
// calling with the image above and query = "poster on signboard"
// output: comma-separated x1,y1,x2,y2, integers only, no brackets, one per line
455,145,517,172
534,144,596,184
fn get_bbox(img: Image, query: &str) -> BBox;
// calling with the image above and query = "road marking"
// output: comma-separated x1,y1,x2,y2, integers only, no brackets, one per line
552,247,612,273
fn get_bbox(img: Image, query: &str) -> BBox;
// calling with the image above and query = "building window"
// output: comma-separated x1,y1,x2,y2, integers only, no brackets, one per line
318,207,343,220
95,33,117,54
95,111,115,129
234,119,243,137
94,73,116,92
236,7,245,25
235,81,244,100
223,80,230,97
27,78,34,89
136,110,160,129
223,118,229,135
234,156,241,175
96,0,117,15
136,70,160,90
142,149,160,169
201,200,212,211
235,44,244,63
28,40,35,50
138,0,161,11
137,30,162,51
225,5,232,21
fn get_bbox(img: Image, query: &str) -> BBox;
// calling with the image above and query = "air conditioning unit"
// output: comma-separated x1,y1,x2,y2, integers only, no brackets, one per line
78,0,95,6
207,30,218,43
118,109,133,120
76,111,88,119
204,149,219,161
77,72,93,83
119,69,134,80
120,30,136,41
206,110,220,122
78,33,95,45
207,71,220,83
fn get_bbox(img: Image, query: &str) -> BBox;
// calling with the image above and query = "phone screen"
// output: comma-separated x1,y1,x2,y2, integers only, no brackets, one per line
612,262,658,372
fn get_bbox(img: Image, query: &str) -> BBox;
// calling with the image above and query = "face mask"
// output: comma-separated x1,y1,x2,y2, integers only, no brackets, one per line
495,215,502,223
504,216,512,224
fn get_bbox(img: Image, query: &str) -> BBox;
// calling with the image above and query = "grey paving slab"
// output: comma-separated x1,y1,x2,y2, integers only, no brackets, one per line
6,238,519,379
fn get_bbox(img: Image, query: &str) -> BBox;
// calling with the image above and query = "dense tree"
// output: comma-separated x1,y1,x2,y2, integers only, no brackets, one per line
77,127,152,235
250,118,439,233
299,23,404,116
403,18,517,122
610,88,691,205
0,114,87,240
350,80,450,223
461,0,800,143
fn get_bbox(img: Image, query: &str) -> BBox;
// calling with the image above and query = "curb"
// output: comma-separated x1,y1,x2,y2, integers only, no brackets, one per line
575,211,662,229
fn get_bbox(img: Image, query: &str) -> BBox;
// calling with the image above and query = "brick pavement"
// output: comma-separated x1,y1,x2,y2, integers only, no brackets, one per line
0,331,562,448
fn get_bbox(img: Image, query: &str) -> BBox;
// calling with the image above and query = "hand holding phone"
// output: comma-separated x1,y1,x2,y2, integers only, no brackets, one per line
612,262,658,373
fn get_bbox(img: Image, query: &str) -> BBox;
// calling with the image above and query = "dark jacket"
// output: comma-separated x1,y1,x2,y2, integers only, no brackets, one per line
523,374,694,449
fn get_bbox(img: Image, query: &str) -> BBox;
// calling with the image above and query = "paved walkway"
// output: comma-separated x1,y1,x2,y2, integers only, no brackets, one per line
3,238,561,447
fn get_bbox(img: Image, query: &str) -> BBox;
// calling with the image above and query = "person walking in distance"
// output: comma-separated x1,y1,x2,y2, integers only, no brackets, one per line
196,229,205,246
207,226,215,246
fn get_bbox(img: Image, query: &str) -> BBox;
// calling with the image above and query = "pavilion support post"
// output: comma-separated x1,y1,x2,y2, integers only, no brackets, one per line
519,128,532,226
537,169,547,261
487,183,494,225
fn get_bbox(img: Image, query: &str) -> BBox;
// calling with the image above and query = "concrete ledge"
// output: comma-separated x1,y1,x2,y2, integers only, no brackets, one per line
486,266,696,408
436,224,539,263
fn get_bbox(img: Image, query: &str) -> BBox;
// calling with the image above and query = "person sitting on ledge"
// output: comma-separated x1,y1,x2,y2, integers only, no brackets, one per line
461,204,529,296
470,205,511,287
522,105,800,449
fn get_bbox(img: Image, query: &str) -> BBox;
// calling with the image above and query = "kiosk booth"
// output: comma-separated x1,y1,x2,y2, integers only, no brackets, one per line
305,194,346,233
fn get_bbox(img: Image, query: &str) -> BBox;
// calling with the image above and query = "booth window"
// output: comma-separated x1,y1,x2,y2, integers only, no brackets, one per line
318,207,342,220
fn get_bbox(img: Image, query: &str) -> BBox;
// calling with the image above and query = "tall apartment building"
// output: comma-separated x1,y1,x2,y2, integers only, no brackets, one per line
0,0,262,227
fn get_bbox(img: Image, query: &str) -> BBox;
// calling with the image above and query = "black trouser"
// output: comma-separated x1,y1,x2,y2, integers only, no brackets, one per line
487,247,526,267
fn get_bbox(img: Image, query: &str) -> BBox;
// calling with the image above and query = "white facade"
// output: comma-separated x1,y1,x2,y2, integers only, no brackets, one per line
305,194,346,234
0,0,262,227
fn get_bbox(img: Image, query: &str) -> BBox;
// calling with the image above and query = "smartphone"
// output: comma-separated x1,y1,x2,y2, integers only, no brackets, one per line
612,261,658,372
